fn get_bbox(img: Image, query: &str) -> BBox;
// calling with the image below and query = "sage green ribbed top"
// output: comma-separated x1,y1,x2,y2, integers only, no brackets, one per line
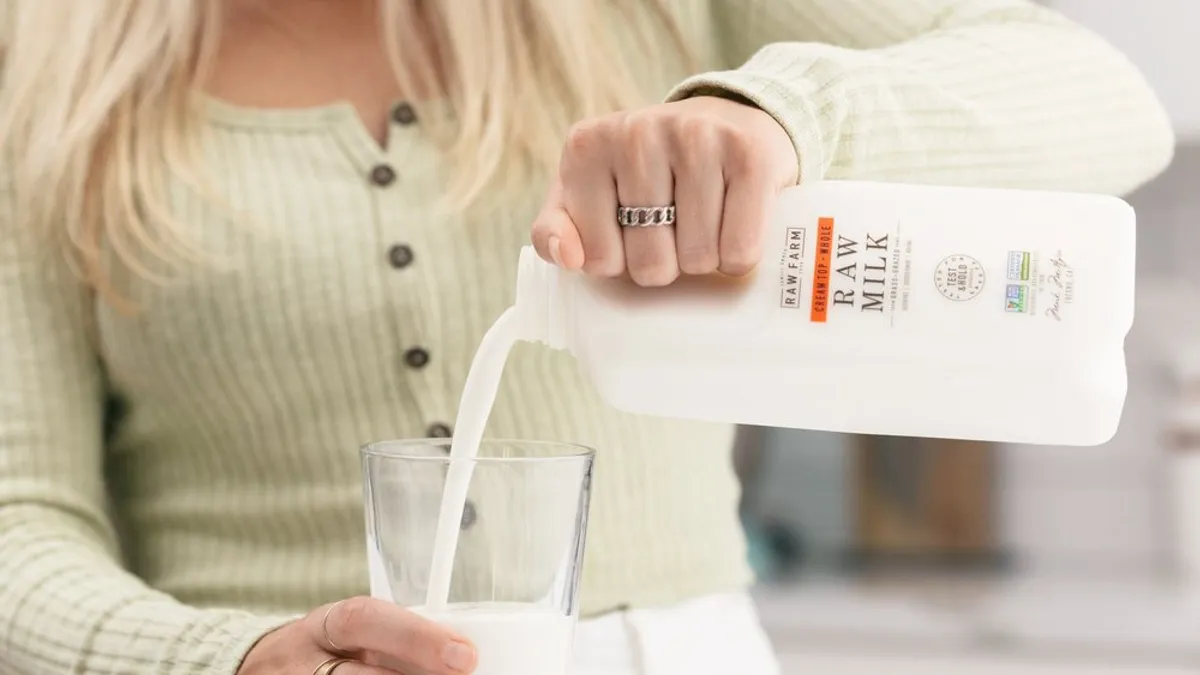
0,1,1174,673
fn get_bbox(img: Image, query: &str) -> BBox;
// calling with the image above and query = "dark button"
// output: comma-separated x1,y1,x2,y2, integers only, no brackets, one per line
427,423,453,438
369,164,397,187
387,244,414,269
404,347,430,369
460,501,477,530
392,102,418,126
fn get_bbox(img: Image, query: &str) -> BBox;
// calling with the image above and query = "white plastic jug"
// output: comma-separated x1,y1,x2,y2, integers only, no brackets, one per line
514,180,1136,446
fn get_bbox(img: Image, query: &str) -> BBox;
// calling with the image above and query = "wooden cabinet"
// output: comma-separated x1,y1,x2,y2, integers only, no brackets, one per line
849,436,1004,571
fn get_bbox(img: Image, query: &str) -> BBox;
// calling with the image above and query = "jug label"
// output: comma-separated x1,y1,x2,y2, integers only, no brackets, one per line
776,217,1076,326
779,216,910,324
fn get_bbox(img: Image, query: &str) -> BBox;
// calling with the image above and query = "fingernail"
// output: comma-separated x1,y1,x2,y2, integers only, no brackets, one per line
442,640,476,672
548,236,563,266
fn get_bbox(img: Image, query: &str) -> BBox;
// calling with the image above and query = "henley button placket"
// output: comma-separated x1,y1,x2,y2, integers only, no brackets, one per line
370,110,439,449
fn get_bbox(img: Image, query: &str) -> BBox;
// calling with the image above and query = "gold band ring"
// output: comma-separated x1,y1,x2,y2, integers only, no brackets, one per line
313,656,355,675
321,601,347,654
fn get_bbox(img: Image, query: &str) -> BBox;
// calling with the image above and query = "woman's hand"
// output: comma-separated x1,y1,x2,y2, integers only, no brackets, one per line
531,96,797,287
238,597,477,675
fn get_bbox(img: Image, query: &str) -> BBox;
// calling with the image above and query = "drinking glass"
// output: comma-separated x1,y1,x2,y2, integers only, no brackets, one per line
361,439,595,675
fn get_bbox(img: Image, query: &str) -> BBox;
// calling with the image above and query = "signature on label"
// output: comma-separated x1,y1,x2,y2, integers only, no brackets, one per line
1045,252,1075,322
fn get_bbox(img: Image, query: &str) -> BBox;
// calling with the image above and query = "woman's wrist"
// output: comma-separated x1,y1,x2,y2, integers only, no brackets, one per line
210,612,302,675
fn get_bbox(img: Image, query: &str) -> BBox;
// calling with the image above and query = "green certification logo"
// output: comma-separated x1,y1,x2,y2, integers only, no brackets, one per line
1006,251,1031,281
1005,284,1028,313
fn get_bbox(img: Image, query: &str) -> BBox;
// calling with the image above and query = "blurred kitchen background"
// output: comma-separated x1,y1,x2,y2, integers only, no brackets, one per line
738,1,1200,672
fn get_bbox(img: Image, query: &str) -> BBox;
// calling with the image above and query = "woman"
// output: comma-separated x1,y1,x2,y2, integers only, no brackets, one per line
0,0,1172,674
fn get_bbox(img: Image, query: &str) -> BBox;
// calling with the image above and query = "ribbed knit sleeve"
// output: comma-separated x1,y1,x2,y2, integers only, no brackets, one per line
671,0,1175,195
0,176,296,674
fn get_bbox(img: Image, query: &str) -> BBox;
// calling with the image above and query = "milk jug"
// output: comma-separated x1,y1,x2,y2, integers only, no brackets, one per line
514,180,1136,446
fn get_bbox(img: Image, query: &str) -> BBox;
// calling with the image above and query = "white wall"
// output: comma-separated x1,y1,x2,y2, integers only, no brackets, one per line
1050,0,1200,142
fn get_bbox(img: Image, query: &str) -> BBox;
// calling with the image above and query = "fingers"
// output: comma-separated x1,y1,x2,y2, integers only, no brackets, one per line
314,598,477,675
671,118,724,276
615,112,678,287
559,119,623,277
530,181,584,270
718,138,774,277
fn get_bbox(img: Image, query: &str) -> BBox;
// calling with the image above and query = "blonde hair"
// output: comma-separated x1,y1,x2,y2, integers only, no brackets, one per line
0,0,690,306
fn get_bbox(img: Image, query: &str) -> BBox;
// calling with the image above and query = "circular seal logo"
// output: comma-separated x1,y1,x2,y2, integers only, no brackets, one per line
934,254,986,301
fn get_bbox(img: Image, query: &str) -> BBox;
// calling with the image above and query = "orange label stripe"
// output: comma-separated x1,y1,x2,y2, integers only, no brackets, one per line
810,217,834,323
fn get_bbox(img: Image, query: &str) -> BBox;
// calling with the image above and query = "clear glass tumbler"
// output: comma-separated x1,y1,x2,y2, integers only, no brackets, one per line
361,439,595,675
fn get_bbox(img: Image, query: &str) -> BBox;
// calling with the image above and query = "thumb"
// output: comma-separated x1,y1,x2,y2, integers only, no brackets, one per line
530,180,585,271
